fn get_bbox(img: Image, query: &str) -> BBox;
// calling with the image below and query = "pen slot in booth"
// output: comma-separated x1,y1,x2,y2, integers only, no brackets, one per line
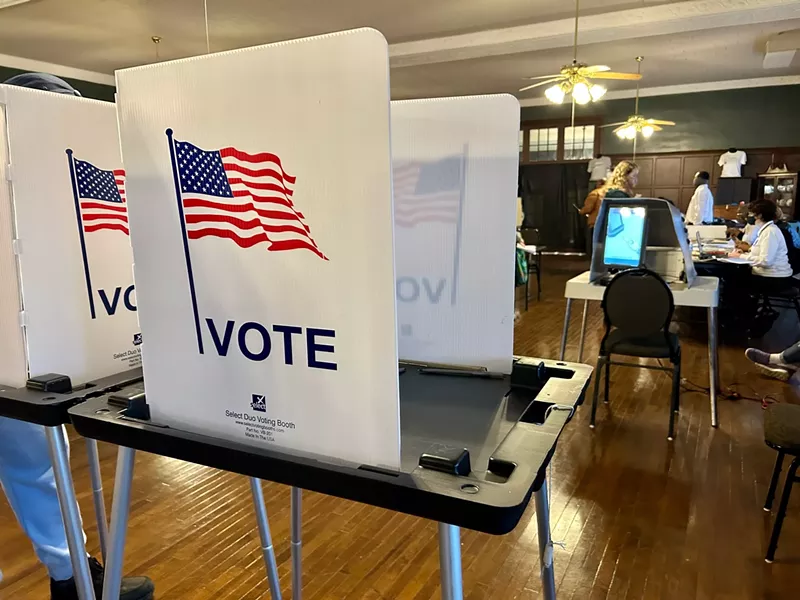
520,400,555,425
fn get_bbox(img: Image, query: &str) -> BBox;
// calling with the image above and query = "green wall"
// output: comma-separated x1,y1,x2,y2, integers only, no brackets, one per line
0,66,115,102
521,85,800,154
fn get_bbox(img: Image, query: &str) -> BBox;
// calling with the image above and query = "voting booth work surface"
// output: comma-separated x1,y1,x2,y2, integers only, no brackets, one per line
0,86,140,388
391,95,519,375
115,28,401,470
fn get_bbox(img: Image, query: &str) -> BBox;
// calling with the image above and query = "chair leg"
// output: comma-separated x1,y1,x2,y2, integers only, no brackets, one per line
668,357,681,442
764,451,786,512
604,354,611,404
766,457,799,563
590,356,605,429
536,255,542,301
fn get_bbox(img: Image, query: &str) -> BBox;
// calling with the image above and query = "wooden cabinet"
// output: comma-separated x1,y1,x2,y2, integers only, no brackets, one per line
757,172,798,220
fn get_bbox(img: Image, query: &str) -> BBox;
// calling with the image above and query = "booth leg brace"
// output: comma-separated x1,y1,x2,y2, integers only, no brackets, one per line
534,479,557,600
102,446,136,600
438,523,463,600
249,478,282,599
85,438,110,562
46,426,97,600
291,487,303,600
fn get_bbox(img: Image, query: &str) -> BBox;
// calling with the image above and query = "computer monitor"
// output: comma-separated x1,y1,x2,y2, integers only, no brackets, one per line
602,206,648,269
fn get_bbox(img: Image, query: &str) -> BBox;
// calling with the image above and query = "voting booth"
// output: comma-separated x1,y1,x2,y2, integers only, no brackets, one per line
391,95,519,374
590,198,698,287
0,86,140,388
116,28,401,470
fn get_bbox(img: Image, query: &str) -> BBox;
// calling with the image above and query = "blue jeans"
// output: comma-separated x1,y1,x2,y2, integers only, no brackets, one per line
0,418,83,581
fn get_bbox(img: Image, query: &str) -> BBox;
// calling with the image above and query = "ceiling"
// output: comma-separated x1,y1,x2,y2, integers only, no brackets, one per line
0,0,797,101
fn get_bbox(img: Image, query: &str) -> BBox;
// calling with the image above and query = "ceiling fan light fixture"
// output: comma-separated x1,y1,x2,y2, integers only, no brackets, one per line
589,84,606,102
572,81,591,105
641,125,655,138
545,84,566,104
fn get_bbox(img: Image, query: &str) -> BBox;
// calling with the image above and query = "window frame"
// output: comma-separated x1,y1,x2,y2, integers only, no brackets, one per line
519,117,603,164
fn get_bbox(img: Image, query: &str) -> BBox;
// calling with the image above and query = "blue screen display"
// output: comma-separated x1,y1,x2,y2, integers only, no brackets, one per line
603,206,646,268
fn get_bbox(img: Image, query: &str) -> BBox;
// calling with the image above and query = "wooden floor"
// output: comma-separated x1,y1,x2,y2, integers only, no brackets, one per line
1,257,800,599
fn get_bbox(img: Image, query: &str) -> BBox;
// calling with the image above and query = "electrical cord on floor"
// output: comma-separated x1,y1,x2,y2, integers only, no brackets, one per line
656,361,778,408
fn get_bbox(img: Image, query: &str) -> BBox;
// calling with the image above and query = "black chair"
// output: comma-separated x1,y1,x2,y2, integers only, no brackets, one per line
763,403,800,563
519,227,542,305
589,269,682,440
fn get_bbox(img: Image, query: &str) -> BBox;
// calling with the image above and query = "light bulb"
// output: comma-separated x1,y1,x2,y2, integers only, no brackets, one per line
544,84,565,104
642,125,655,138
627,127,637,140
572,81,591,105
589,84,607,102
616,128,627,139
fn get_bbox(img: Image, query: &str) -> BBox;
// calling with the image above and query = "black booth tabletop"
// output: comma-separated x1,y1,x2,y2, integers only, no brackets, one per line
0,369,146,426
68,358,591,535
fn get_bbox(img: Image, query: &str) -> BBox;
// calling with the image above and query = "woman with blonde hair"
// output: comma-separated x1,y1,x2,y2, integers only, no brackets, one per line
601,160,639,199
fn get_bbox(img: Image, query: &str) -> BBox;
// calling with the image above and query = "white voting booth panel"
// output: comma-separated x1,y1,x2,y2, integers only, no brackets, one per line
0,86,140,388
391,95,519,374
116,28,401,469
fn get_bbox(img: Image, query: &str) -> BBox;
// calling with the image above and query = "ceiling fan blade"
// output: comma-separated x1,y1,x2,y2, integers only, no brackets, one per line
599,122,629,128
646,119,676,126
650,125,664,132
518,78,562,92
581,65,611,73
589,72,643,81
523,74,565,80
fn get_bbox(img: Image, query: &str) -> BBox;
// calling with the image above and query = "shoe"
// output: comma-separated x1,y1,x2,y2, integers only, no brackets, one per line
745,348,792,382
50,557,155,600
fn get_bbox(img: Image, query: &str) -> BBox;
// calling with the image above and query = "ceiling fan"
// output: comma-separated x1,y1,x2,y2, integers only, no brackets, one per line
519,0,642,105
600,56,676,155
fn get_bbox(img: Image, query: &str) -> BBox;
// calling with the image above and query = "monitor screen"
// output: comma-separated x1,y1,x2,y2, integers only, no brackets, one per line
603,206,647,268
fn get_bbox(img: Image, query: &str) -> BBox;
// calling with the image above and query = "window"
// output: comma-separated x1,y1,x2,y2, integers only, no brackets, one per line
564,125,595,160
519,120,601,163
527,127,559,162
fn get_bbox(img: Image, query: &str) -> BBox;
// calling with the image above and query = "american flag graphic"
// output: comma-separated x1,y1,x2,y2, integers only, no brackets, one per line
74,159,128,235
173,137,326,260
393,156,463,228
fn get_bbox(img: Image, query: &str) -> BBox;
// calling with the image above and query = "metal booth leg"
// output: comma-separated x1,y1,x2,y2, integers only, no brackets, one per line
45,426,96,600
85,438,110,562
249,478,282,599
534,479,557,600
708,306,720,428
438,522,463,600
578,300,589,363
291,487,303,600
102,446,136,600
559,299,573,361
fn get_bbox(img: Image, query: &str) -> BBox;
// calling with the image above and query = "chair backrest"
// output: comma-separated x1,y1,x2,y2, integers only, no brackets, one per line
520,227,540,245
602,269,674,337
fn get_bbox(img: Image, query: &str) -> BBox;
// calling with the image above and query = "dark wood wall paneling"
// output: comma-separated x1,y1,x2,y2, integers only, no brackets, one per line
607,148,800,214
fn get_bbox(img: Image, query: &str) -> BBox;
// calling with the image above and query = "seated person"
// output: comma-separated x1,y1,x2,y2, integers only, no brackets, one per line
685,171,713,225
598,161,638,199
729,199,793,291
746,341,800,381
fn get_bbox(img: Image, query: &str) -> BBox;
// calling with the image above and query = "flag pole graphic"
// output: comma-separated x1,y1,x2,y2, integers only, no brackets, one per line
450,144,468,306
166,129,204,354
66,149,96,320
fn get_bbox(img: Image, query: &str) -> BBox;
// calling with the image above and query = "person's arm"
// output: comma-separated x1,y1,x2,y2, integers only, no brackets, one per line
700,186,714,223
579,191,598,216
686,189,700,225
745,228,779,268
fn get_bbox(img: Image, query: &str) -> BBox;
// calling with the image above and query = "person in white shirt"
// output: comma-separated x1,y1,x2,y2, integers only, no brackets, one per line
587,154,611,182
685,171,714,225
729,200,792,281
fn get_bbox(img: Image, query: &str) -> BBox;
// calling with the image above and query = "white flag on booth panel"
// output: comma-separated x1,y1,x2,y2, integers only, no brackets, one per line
115,29,401,470
391,95,520,374
0,87,140,388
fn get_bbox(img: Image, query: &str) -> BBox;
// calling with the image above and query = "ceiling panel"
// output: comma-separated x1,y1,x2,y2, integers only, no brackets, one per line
0,0,688,73
389,19,800,99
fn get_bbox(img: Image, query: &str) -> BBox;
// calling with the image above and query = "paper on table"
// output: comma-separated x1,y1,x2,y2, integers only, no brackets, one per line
717,256,751,264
